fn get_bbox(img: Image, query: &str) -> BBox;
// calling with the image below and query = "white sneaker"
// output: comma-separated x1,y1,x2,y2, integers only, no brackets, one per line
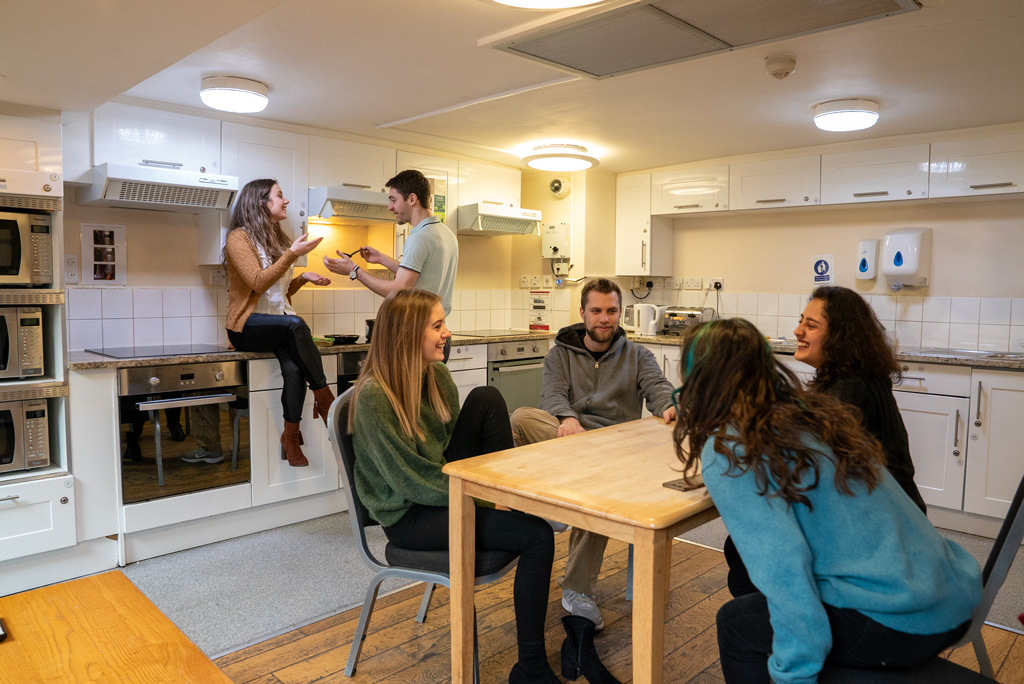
545,518,569,533
561,588,604,630
181,447,224,464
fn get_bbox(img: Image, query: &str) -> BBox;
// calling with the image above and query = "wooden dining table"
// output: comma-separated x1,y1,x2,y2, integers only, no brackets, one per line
444,416,718,684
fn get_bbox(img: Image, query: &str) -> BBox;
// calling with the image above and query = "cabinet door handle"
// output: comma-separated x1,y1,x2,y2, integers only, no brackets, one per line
482,200,504,206
341,183,371,189
953,409,961,449
975,381,983,426
673,203,701,209
853,191,889,198
641,240,646,268
141,159,184,168
0,495,20,503
755,198,787,204
969,182,1015,190
901,375,927,383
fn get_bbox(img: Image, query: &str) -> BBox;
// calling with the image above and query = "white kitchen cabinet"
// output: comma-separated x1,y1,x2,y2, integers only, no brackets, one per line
90,102,222,175
458,159,522,209
0,114,63,203
894,391,969,510
635,342,662,418
729,156,820,210
0,475,76,562
963,369,1024,519
308,136,396,193
396,151,459,233
200,123,310,265
448,344,488,407
661,344,682,386
615,174,673,276
820,144,930,205
651,165,729,215
930,133,1024,198
248,356,339,507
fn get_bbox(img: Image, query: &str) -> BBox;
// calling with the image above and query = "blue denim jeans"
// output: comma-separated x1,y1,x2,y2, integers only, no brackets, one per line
716,591,969,683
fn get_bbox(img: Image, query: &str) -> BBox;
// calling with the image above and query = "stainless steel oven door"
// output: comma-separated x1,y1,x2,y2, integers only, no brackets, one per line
0,309,18,379
487,358,545,414
0,401,26,473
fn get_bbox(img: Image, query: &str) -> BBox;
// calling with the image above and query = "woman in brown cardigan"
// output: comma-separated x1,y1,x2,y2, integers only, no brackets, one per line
224,178,335,467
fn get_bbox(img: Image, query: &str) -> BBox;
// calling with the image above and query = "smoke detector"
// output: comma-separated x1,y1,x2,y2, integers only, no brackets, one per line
765,54,797,80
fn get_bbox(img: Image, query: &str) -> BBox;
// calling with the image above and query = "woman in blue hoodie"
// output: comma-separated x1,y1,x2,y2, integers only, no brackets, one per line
671,318,981,684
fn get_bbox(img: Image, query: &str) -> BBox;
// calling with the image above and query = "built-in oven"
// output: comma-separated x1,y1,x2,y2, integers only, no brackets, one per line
0,398,50,473
487,339,547,413
0,211,53,286
0,306,45,378
117,359,248,504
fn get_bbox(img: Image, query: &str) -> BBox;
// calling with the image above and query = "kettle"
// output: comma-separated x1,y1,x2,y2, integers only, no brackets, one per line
636,304,659,336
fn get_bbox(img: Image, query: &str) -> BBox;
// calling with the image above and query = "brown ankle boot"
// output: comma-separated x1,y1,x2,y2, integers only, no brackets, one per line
311,385,335,428
280,421,309,467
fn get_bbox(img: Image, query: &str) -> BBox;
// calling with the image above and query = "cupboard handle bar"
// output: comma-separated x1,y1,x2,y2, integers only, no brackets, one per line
141,159,184,168
482,200,504,205
953,409,961,448
975,381,983,426
901,376,927,382
0,495,20,502
136,393,237,411
673,203,701,209
641,241,646,269
341,183,371,189
969,182,1015,190
755,198,787,204
495,363,545,372
853,191,889,197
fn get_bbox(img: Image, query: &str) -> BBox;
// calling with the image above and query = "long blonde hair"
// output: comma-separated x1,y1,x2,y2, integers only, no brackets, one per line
349,290,451,440
227,178,291,263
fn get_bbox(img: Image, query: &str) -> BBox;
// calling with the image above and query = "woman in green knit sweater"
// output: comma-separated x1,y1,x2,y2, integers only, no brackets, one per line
349,289,558,684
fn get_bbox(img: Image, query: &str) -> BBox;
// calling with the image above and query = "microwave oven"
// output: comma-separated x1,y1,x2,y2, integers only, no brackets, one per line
0,307,45,378
0,211,54,286
0,399,50,473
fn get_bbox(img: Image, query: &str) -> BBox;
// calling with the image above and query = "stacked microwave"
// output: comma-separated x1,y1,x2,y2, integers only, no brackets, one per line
0,211,54,286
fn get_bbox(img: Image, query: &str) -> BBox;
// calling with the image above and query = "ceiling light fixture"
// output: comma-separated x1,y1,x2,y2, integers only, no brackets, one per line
521,144,600,171
813,99,879,132
200,76,269,113
492,0,605,8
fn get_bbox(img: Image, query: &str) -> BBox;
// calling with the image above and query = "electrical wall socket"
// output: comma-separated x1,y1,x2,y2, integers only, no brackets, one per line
520,275,530,288
209,268,226,286
707,277,724,291
542,275,553,287
665,278,681,289
553,261,569,275
652,277,664,289
684,277,702,290
631,276,643,289
64,254,79,285
531,275,541,287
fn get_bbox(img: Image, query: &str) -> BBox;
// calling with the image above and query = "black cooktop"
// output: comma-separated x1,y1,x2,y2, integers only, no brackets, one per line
86,344,235,359
453,329,542,337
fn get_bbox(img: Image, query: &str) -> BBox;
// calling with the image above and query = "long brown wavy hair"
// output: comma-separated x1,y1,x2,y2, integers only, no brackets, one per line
672,318,885,509
226,178,291,263
807,286,902,389
349,290,451,441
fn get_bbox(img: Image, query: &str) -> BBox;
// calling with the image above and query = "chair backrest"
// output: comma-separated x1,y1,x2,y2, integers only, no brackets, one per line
327,388,388,571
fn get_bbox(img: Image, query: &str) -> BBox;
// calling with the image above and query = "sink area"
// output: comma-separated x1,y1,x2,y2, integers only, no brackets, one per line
907,347,1024,360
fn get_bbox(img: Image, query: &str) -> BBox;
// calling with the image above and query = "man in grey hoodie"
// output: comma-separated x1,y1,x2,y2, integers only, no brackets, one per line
510,278,676,629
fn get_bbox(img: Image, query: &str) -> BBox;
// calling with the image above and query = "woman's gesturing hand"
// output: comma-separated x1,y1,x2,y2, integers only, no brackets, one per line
290,233,323,256
301,272,331,286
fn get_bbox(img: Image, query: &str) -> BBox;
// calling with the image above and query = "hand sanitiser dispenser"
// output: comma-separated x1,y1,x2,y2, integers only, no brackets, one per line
882,228,931,292
856,239,879,280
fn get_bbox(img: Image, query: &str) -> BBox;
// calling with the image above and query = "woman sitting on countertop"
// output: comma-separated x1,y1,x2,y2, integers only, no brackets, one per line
672,318,981,684
348,289,559,684
223,178,334,468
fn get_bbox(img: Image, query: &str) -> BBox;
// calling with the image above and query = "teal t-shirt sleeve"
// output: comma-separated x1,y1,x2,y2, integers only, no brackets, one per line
701,440,831,684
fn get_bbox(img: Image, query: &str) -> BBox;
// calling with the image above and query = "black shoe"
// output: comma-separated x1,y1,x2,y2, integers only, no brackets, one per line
509,662,560,684
122,441,142,463
169,423,186,442
560,616,621,683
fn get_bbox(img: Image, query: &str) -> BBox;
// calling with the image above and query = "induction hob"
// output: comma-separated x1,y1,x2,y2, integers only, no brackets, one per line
453,329,544,337
86,344,235,360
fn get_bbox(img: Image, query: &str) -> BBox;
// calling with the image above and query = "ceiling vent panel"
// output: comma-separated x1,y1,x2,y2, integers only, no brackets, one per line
496,0,919,79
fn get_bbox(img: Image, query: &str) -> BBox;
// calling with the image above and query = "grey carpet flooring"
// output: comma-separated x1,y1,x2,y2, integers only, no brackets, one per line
120,513,411,657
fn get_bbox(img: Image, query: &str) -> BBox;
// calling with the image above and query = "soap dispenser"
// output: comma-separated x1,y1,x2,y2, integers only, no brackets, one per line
882,228,931,292
856,239,879,280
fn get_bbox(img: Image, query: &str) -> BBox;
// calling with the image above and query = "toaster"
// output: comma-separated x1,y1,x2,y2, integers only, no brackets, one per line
660,307,715,335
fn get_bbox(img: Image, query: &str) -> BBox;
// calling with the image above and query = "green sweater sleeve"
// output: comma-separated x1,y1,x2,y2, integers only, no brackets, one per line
351,364,460,527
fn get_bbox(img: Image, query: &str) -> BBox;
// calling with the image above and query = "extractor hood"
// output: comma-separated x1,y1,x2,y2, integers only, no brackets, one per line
308,185,393,224
78,163,238,212
458,203,542,236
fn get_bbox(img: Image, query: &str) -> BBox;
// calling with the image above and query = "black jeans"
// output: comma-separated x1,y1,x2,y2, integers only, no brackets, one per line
716,591,970,683
384,387,555,657
227,313,327,423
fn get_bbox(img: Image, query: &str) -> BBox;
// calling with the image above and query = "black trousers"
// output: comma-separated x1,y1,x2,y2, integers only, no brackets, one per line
227,313,327,422
384,387,555,655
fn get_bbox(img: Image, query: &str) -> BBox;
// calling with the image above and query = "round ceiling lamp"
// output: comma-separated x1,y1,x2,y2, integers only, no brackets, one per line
813,99,879,132
521,144,600,171
200,76,269,113
493,0,606,8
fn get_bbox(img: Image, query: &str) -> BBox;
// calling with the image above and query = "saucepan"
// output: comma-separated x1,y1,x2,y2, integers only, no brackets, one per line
325,334,360,345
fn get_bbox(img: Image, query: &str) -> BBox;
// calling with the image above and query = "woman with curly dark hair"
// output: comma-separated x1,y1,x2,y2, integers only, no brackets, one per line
672,318,980,684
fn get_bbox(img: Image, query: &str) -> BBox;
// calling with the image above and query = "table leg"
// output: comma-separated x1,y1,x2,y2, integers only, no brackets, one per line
631,527,669,684
449,477,476,684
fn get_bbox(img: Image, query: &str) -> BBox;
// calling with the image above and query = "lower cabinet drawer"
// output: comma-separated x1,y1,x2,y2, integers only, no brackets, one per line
0,475,76,562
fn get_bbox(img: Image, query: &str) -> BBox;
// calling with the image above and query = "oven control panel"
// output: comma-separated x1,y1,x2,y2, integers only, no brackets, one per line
118,361,247,395
487,340,549,362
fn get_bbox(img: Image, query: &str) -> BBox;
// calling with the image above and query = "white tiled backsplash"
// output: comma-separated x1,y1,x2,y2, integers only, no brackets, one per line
624,286,1024,352
65,286,575,351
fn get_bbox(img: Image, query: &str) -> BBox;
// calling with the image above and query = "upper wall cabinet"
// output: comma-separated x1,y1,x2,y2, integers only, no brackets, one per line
308,137,396,193
615,173,672,276
930,133,1024,198
396,151,459,233
729,156,820,210
91,103,222,175
651,165,729,215
458,159,522,209
0,114,63,203
820,144,930,205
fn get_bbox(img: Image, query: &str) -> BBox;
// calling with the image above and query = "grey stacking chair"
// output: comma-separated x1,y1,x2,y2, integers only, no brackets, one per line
326,390,519,680
820,466,1024,683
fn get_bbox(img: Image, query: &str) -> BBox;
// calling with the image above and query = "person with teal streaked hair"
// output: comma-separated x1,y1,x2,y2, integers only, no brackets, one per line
670,318,981,684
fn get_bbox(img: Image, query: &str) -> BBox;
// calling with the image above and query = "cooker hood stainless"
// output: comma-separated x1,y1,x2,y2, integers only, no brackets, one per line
308,185,393,224
458,203,541,235
78,163,238,212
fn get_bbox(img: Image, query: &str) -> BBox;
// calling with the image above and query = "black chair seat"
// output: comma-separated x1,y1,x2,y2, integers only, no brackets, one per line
821,657,996,683
385,544,518,576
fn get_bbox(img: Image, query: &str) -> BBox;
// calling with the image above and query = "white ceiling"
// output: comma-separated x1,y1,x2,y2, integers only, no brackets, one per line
3,0,1024,174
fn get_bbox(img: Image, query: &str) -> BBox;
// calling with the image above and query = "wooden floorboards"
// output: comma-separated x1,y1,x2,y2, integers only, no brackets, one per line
215,535,1024,683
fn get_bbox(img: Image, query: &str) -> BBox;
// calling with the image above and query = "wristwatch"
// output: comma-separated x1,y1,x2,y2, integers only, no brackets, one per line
349,265,360,280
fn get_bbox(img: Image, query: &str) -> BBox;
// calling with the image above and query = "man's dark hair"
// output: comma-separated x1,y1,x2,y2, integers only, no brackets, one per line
386,169,432,209
580,278,622,310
